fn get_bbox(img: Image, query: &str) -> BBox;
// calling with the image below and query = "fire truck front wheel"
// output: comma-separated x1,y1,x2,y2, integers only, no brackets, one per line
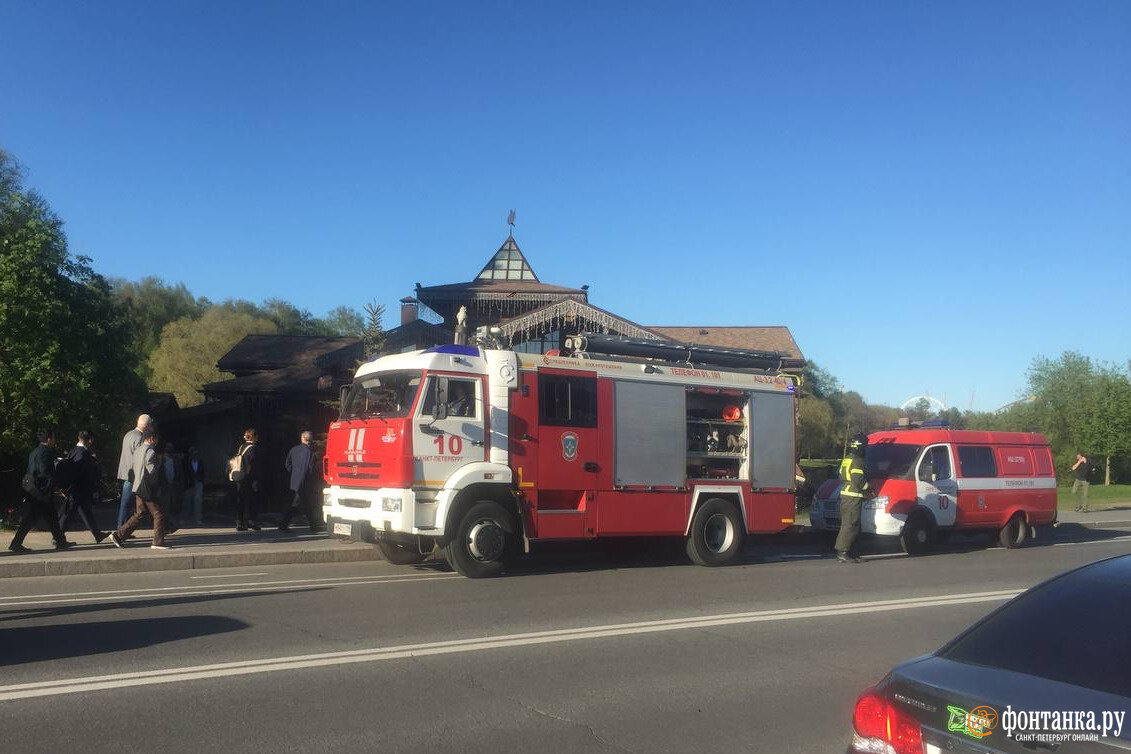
686,498,746,567
899,511,934,555
443,501,516,578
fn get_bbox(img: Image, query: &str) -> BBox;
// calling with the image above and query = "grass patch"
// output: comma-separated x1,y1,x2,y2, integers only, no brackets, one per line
1057,483,1131,509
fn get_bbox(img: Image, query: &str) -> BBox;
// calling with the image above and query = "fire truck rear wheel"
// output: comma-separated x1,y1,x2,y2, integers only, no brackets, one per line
443,501,515,578
377,540,429,565
998,513,1028,549
686,498,746,567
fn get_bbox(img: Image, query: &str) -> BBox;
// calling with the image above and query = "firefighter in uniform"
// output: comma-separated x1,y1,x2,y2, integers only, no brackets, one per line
835,434,870,563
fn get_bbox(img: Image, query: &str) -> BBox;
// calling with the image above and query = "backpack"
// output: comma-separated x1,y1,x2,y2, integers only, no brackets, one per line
228,443,251,482
53,456,77,492
21,471,43,498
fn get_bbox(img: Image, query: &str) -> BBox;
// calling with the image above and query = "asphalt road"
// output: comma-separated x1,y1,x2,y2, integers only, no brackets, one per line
1,523,1130,753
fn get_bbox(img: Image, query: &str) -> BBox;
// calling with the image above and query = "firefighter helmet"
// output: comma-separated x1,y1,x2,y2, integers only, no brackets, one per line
848,433,868,452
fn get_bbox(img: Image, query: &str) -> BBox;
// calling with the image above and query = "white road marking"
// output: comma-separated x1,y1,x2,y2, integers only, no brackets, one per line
1052,535,1131,547
189,573,270,579
0,573,460,608
0,588,1022,702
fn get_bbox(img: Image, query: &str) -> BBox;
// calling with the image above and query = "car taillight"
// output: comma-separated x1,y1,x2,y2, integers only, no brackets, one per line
850,690,923,754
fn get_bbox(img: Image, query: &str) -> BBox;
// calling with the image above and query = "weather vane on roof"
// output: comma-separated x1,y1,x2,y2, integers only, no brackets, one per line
507,209,516,234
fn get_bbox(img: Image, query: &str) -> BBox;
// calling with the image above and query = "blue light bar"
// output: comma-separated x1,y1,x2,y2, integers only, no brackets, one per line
424,345,481,357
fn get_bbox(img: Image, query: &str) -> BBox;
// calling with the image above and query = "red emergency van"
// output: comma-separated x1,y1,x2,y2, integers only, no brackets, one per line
808,427,1057,553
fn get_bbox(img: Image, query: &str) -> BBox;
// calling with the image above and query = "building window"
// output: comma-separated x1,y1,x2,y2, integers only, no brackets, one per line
539,374,597,427
514,329,561,354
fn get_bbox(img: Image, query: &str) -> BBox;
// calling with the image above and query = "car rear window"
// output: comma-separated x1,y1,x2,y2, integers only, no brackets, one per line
939,560,1131,697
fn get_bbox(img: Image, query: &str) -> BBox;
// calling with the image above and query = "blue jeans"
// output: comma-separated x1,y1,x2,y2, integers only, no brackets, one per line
117,480,135,529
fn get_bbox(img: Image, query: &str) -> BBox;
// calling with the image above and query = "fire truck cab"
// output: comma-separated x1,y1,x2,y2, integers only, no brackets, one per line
322,335,799,577
809,427,1057,553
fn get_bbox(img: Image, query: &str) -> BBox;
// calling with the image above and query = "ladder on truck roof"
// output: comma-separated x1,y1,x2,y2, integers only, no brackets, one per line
563,333,787,372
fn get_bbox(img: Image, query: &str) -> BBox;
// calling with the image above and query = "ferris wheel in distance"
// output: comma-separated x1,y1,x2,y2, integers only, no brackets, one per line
899,395,948,413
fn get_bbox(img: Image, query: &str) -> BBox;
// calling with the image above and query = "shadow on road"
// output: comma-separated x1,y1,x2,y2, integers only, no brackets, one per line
0,614,248,666
0,587,328,625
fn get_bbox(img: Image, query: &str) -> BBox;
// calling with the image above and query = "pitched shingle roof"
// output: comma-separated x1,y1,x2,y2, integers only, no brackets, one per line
216,335,363,372
648,326,805,364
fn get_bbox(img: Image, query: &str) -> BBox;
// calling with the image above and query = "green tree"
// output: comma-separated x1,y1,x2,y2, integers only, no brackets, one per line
111,276,208,377
1081,369,1131,485
323,305,365,337
797,396,836,459
148,308,277,407
0,148,145,463
362,300,386,357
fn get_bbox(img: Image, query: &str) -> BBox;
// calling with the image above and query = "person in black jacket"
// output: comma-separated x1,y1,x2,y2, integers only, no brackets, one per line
235,428,262,531
58,430,110,543
278,431,324,533
8,429,74,553
182,446,206,526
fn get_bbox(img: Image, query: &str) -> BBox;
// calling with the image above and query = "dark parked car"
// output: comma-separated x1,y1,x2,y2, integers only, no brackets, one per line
848,554,1131,753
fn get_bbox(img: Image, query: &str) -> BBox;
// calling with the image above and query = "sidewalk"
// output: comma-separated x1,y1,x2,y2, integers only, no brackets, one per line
0,526,382,578
1055,507,1131,528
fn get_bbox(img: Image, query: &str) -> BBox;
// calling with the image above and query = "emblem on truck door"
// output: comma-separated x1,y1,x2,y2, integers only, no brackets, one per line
561,432,579,461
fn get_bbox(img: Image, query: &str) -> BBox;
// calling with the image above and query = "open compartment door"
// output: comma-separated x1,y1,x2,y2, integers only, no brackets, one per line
750,391,795,489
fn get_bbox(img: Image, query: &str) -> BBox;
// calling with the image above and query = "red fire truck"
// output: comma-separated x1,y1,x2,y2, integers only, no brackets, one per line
323,334,799,577
809,426,1057,553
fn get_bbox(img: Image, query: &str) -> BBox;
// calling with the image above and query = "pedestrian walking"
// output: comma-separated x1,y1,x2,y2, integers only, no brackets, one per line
1071,452,1090,512
231,428,262,531
115,414,151,529
183,446,205,526
110,428,172,549
160,442,183,523
834,434,870,564
57,430,110,544
278,431,325,533
8,429,75,553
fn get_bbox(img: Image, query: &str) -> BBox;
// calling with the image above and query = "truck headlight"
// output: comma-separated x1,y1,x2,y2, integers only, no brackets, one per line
381,497,402,513
863,496,889,510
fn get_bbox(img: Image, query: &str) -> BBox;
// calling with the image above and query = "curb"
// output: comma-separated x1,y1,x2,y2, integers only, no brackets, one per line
0,544,383,579
1056,519,1131,530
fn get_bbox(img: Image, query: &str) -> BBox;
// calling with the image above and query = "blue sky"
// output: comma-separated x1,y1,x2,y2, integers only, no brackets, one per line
2,1,1128,411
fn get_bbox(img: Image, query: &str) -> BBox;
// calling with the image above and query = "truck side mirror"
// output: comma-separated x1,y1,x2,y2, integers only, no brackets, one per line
339,385,350,407
432,377,449,420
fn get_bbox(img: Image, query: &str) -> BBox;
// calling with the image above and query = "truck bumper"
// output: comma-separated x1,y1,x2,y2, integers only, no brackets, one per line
325,486,442,540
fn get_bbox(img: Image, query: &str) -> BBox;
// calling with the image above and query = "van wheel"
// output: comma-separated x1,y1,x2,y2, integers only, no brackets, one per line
687,498,746,566
900,512,934,555
998,514,1028,549
378,540,429,565
442,501,515,578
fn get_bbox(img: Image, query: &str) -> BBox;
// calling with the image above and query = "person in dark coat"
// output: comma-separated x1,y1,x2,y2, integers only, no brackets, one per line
235,428,262,531
58,430,110,543
278,431,324,532
182,446,206,526
8,429,74,553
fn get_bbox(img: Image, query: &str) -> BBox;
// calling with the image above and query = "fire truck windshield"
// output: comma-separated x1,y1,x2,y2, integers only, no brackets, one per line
340,370,422,419
865,443,922,479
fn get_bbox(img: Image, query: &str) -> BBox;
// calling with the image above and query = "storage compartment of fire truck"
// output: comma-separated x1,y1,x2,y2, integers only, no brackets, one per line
686,388,750,481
